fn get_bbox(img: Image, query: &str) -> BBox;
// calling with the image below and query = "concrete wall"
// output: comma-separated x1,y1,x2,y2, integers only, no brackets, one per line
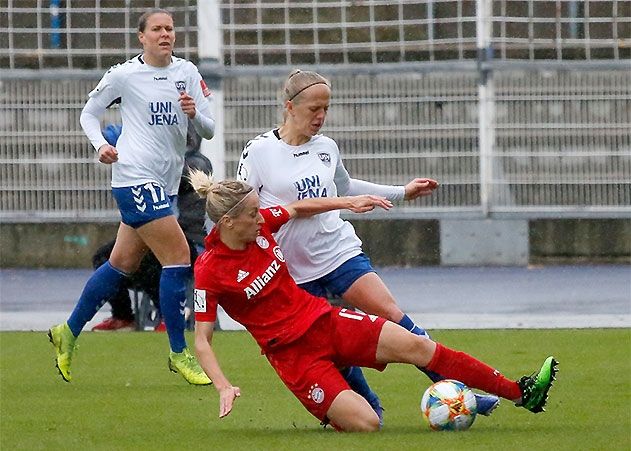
0,223,119,268
1,219,629,268
530,219,631,264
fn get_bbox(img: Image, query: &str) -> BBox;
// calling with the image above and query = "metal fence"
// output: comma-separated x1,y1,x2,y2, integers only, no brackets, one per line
2,1,629,70
1,1,630,222
2,64,629,221
1,0,199,70
221,0,631,65
222,65,631,219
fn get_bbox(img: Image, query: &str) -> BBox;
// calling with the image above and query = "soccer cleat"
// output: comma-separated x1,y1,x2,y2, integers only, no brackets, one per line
48,323,77,382
91,317,135,332
517,356,559,413
475,393,500,416
168,348,212,385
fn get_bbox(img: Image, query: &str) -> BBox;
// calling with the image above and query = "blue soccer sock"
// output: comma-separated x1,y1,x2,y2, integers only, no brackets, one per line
67,261,128,337
341,366,381,407
159,265,191,353
398,314,444,383
398,313,431,338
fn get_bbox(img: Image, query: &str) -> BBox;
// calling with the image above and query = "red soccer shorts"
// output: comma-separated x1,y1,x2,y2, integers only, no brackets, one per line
265,307,387,422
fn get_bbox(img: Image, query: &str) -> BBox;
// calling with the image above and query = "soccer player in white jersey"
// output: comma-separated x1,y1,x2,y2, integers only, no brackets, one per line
48,9,214,385
236,69,500,419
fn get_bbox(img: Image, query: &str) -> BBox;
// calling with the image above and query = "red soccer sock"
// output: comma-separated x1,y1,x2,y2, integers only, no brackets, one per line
425,343,522,401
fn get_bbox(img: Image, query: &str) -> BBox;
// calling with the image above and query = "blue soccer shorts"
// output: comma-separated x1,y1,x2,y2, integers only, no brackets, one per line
112,182,177,228
298,253,375,299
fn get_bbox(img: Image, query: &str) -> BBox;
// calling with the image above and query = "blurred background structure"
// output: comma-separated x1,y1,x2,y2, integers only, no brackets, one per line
1,0,630,266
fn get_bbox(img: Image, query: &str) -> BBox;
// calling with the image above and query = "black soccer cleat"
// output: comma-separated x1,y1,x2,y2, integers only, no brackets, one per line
517,356,559,413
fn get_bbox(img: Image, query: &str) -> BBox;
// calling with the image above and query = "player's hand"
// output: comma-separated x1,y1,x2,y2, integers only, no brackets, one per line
179,91,197,119
404,178,439,200
347,195,393,213
218,385,241,418
97,144,118,164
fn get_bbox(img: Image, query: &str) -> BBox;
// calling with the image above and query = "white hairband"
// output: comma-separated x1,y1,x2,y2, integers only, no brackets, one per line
221,189,255,222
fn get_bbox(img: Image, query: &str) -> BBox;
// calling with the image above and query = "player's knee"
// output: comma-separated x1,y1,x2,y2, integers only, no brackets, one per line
408,334,436,366
393,332,434,366
109,256,140,274
347,414,380,432
363,414,381,432
337,410,380,432
161,245,191,266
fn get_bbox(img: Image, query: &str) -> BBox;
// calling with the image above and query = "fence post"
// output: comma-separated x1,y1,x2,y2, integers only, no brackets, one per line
476,0,495,216
197,0,225,180
50,0,62,48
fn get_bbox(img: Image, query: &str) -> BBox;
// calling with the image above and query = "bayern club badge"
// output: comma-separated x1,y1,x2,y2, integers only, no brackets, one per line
308,384,325,404
256,236,269,249
273,246,285,262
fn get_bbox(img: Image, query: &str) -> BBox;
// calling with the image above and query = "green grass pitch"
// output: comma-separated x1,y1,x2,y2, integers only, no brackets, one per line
1,329,629,450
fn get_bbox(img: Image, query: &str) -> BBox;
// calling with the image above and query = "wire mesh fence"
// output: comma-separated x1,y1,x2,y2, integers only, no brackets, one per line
1,0,199,70
2,1,629,70
2,65,629,221
223,67,630,218
0,1,629,221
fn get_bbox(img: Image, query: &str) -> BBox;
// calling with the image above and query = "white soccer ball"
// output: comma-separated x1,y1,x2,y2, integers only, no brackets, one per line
420,379,477,431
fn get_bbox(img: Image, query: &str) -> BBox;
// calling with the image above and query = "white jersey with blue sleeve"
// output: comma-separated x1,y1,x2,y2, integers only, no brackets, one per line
80,55,214,195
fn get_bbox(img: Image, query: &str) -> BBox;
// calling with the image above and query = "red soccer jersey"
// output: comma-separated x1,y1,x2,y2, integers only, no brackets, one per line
194,206,333,353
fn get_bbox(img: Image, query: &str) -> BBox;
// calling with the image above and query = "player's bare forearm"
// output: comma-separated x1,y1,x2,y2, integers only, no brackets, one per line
286,195,392,218
194,322,241,417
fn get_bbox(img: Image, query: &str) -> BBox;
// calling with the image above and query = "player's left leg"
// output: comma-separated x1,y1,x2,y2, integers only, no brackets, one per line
138,215,210,385
344,270,499,415
375,321,558,413
48,223,145,382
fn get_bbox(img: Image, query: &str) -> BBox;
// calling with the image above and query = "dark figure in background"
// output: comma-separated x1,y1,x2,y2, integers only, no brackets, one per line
92,123,213,331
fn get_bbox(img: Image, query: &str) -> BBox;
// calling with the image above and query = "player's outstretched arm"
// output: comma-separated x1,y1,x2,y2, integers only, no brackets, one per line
285,195,393,218
195,321,241,418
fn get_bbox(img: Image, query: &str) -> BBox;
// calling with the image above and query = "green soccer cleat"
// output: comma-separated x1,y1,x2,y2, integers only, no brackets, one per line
517,356,559,413
48,323,77,382
168,348,212,386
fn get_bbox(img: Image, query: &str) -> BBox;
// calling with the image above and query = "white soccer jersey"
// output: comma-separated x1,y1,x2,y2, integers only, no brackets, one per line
81,55,214,195
236,129,365,283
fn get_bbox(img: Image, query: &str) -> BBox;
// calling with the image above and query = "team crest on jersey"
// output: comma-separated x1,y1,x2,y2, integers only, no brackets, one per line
272,246,285,262
175,80,187,93
256,236,269,249
318,152,331,167
308,384,325,404
193,289,207,312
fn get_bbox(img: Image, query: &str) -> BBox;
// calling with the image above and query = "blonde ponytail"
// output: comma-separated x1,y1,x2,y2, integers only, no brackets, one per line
189,169,253,223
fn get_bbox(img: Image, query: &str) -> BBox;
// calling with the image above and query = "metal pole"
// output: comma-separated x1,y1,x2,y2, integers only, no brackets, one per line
197,0,225,180
49,0,62,48
476,0,495,217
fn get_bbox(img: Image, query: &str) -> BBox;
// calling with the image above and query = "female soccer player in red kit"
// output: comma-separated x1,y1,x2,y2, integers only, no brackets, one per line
190,170,557,432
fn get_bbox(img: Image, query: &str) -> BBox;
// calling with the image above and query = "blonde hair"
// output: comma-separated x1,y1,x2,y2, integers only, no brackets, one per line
281,69,330,124
188,169,253,223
